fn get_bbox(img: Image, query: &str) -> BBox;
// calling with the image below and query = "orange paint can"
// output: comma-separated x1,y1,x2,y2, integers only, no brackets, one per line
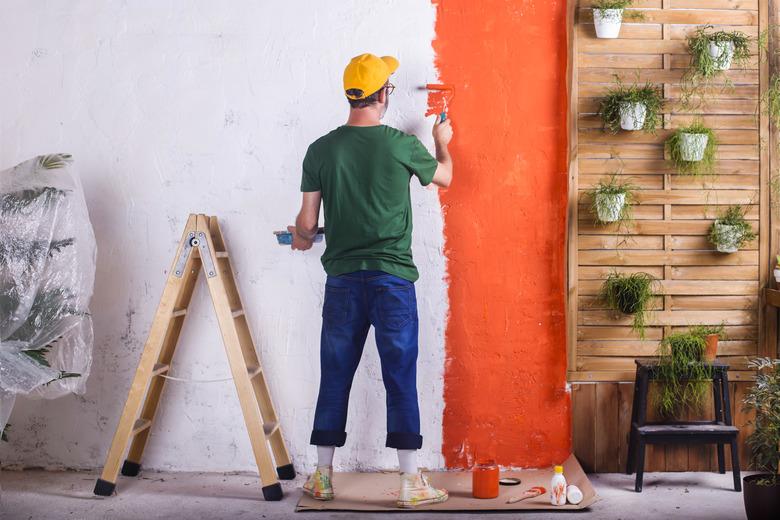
472,460,499,499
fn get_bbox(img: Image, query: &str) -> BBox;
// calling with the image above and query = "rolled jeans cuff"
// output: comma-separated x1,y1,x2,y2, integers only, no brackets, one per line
310,429,347,447
386,432,423,449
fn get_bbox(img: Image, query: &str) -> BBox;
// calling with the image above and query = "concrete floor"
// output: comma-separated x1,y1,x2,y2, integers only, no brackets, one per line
0,469,748,520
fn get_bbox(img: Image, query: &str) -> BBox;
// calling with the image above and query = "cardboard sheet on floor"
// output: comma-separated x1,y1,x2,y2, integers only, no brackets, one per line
296,454,597,512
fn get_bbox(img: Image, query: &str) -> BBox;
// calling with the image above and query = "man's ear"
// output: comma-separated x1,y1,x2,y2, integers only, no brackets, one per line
378,87,387,104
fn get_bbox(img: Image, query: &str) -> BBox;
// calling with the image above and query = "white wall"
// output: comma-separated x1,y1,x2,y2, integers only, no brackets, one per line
0,0,446,472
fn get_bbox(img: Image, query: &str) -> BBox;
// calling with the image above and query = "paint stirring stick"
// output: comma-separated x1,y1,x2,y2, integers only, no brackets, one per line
506,486,546,504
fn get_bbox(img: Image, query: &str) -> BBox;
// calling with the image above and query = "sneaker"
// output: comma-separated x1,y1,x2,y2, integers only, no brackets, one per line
302,465,334,500
397,472,449,508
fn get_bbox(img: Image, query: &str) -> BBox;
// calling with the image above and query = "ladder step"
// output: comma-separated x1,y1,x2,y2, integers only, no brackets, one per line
216,251,229,258
132,418,152,435
152,363,170,377
247,365,262,379
263,421,280,437
231,309,244,318
171,308,187,318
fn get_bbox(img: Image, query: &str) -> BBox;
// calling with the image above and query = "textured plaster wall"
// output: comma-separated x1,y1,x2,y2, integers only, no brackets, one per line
0,0,446,472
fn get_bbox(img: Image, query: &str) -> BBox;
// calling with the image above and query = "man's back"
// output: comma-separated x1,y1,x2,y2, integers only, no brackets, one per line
301,125,437,282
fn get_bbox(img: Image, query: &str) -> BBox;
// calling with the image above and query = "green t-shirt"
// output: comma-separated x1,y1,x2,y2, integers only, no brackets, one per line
300,124,438,282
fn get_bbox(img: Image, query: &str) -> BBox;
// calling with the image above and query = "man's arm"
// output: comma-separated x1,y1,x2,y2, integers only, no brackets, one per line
288,191,322,251
431,118,453,188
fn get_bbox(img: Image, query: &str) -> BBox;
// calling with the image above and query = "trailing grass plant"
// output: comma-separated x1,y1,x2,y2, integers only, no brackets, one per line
687,26,751,78
761,74,780,128
598,77,663,134
666,120,718,177
681,26,752,109
743,357,780,485
655,331,712,418
708,205,757,251
586,173,636,227
600,271,656,338
689,323,726,341
593,0,644,19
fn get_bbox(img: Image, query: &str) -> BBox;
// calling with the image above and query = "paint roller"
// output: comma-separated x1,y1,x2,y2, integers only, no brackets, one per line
426,83,455,122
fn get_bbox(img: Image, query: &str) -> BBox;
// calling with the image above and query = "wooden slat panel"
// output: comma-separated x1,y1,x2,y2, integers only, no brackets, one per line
577,24,664,41
578,68,758,84
578,279,759,295
579,310,757,326
578,9,758,25
569,0,765,397
579,250,758,266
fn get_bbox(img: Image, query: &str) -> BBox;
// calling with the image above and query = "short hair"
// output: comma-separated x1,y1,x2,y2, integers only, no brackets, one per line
346,83,387,108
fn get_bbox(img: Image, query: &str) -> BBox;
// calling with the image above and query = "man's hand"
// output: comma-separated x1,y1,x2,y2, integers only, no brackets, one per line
288,225,314,251
432,115,453,146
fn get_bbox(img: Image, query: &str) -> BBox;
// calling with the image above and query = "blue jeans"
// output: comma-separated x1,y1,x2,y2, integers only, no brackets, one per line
310,270,422,450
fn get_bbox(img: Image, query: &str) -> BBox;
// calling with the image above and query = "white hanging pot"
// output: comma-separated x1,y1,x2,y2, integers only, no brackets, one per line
619,102,647,131
712,223,743,253
774,267,780,284
593,9,623,39
595,192,626,223
679,133,709,162
708,41,735,71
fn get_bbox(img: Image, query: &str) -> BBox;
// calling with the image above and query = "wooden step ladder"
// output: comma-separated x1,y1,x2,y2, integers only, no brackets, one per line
94,214,295,501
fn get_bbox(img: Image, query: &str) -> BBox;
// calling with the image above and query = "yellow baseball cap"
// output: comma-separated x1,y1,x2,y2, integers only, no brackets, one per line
343,53,399,100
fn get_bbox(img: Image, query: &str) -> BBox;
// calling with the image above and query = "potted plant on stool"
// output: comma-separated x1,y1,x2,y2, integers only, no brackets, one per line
600,271,656,339
742,357,780,520
599,78,663,134
666,120,718,177
690,324,726,362
592,0,643,39
655,331,712,418
708,205,756,253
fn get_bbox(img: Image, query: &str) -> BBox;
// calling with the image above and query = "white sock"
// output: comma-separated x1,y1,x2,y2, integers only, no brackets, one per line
397,449,418,474
317,445,334,468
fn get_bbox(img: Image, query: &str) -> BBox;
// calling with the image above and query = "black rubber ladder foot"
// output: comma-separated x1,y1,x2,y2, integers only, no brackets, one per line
262,482,284,501
121,460,141,477
93,478,116,497
277,464,296,480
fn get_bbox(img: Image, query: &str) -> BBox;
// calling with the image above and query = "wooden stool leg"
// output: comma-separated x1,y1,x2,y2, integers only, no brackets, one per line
626,378,641,475
635,439,647,492
716,443,726,473
730,439,741,491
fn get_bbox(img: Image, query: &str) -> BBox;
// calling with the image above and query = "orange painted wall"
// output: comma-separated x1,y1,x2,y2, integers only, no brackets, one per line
432,0,571,468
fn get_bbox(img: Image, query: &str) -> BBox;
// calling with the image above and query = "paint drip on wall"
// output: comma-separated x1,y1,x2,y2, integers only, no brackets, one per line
431,0,571,468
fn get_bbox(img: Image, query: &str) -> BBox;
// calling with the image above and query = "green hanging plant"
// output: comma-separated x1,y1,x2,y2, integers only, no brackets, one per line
708,205,756,253
665,120,718,177
743,357,780,486
761,74,780,127
600,271,656,338
687,26,751,78
655,331,713,418
681,26,753,109
586,173,636,226
598,77,663,134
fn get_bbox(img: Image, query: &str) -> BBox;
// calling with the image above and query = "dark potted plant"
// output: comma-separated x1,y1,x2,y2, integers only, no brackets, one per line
600,271,656,339
655,331,712,418
742,357,780,520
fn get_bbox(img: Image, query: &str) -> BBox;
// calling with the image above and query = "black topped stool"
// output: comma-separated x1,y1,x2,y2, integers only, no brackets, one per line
626,359,741,492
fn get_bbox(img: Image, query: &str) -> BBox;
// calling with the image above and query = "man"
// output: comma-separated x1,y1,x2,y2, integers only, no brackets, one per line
288,53,453,508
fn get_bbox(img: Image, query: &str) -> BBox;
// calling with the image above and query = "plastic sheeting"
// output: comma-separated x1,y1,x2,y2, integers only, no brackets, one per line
0,154,96,437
